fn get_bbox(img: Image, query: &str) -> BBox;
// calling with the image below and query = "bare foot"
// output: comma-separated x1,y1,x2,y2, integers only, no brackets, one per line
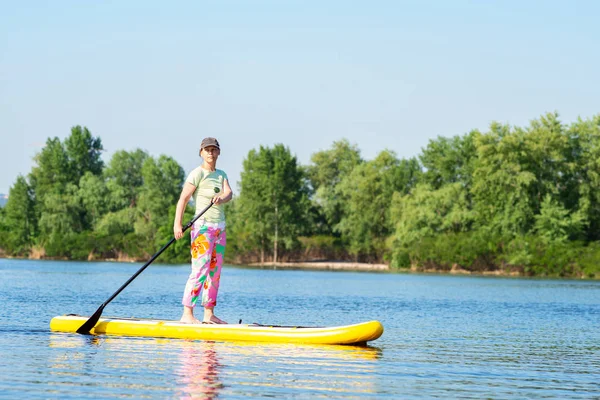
180,316,202,324
203,315,228,324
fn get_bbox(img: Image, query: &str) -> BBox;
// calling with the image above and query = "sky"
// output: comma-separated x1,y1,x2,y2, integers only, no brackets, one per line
1,0,599,195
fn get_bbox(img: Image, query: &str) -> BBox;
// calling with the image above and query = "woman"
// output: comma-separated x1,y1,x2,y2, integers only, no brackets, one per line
173,137,232,324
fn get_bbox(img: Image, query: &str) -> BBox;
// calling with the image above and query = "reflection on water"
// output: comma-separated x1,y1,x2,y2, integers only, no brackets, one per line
177,341,222,399
46,333,382,398
174,340,382,398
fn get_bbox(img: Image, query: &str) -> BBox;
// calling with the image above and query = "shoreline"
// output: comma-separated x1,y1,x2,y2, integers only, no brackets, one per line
245,261,389,271
241,262,525,276
0,255,595,278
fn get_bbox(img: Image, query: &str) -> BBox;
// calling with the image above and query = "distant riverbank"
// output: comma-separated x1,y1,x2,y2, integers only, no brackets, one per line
245,261,389,272
243,261,527,276
245,261,592,279
1,254,596,279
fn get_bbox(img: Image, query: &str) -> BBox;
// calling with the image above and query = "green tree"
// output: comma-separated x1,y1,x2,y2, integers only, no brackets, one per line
104,149,149,210
137,155,184,225
28,127,105,254
420,130,477,190
29,137,70,201
96,208,137,237
64,125,104,183
307,139,363,230
235,144,311,263
472,122,538,237
569,115,600,241
534,195,586,244
37,184,84,255
472,113,584,238
0,176,35,255
336,151,421,261
78,172,109,230
391,182,476,246
136,155,185,253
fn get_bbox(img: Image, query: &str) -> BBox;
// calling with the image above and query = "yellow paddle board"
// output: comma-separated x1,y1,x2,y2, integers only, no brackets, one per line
50,315,384,345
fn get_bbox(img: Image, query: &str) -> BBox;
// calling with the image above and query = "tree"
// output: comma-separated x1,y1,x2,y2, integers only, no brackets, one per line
0,176,35,255
391,182,475,246
37,184,84,255
471,122,538,237
28,127,105,254
137,155,184,224
136,155,185,253
104,149,149,210
307,139,362,230
29,137,70,201
472,113,584,238
64,125,104,183
235,145,311,263
534,195,585,244
420,130,477,190
336,150,421,261
78,172,109,230
569,115,600,241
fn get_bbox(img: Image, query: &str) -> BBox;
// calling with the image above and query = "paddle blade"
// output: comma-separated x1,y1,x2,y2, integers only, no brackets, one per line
76,305,105,335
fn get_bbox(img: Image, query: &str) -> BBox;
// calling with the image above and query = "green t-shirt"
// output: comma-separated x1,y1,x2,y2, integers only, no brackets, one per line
186,167,228,223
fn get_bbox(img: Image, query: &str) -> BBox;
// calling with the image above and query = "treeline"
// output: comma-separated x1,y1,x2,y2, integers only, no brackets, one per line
0,126,191,262
1,113,600,278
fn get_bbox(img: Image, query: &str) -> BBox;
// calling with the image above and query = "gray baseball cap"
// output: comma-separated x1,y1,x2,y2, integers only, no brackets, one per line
199,137,220,154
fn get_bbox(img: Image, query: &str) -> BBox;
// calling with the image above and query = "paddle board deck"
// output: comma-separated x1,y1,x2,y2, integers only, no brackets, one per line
50,315,384,345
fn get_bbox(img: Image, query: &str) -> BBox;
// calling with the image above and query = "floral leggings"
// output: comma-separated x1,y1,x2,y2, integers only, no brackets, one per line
182,220,226,309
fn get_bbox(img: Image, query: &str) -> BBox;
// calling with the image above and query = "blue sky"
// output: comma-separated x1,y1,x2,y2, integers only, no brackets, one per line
1,0,599,194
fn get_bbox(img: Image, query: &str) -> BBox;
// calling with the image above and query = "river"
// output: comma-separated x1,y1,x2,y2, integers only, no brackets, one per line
0,258,598,398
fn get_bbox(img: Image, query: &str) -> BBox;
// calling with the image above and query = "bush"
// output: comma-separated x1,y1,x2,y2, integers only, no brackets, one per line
297,235,346,260
499,236,600,278
574,242,600,279
391,231,497,271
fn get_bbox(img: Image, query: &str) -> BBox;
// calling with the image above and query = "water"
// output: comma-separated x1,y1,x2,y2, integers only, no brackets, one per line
0,258,598,399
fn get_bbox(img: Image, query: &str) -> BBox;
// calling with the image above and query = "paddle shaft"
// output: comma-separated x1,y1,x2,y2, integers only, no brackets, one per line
76,202,213,334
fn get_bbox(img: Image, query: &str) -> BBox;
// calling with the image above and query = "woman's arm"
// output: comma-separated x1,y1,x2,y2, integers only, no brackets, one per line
173,182,196,240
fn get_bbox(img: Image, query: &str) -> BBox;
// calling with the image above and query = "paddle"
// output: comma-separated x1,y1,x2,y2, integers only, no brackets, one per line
76,202,214,334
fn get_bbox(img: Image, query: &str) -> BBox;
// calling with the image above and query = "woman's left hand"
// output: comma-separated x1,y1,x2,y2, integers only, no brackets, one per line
212,195,224,205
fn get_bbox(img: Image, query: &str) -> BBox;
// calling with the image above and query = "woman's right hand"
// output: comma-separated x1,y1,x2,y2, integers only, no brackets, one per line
174,223,184,240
